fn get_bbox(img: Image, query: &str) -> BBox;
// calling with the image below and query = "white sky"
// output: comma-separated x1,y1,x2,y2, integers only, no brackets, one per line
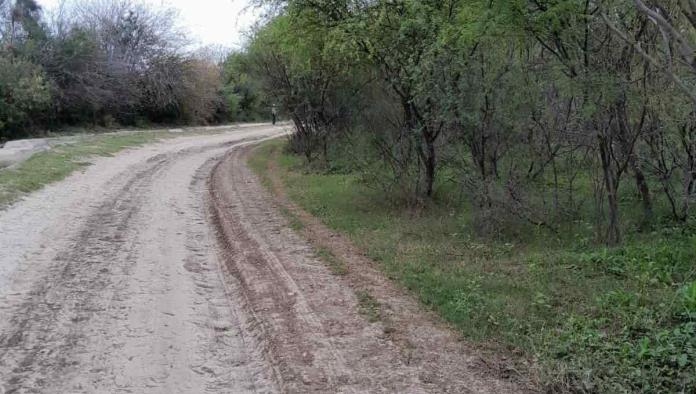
37,0,261,49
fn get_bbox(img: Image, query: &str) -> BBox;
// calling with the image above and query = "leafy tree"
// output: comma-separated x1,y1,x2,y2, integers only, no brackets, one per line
245,12,361,162
0,0,235,136
0,56,50,140
221,51,266,121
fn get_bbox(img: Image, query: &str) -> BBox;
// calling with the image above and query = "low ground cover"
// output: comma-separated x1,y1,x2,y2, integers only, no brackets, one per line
250,140,696,393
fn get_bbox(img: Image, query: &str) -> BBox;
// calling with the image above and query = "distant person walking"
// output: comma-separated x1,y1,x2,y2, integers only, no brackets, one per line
271,104,278,125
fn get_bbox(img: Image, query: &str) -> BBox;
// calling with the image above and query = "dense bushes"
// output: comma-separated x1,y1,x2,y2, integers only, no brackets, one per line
0,57,51,139
241,0,696,245
240,0,696,390
0,0,268,141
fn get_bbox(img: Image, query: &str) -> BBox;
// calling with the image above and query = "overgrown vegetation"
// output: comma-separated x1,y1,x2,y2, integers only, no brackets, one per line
253,141,696,392
0,0,270,142
237,4,696,387
240,0,696,246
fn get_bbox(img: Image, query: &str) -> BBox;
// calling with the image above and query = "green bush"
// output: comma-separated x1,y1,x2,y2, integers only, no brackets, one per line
540,237,696,392
256,141,696,393
0,56,51,140
544,311,696,393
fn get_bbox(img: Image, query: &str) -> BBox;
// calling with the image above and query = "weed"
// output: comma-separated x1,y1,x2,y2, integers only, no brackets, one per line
356,290,382,323
679,281,696,315
250,140,696,392
315,246,348,276
278,205,304,231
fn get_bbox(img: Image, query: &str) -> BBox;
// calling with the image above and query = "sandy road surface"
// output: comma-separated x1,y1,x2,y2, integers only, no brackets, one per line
0,125,284,393
0,124,523,393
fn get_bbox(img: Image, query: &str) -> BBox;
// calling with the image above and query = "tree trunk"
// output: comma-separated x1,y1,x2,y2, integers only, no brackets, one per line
423,135,436,197
679,122,696,220
615,96,652,226
632,162,653,228
681,167,694,221
599,135,621,245
663,181,685,222
606,180,621,245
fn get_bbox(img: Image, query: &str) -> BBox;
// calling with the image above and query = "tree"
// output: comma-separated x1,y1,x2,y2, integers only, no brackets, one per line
0,0,236,138
221,51,266,121
246,13,359,162
0,56,50,140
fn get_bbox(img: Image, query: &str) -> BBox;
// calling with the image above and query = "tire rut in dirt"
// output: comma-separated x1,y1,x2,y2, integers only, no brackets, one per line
209,146,437,393
0,137,273,393
0,154,169,392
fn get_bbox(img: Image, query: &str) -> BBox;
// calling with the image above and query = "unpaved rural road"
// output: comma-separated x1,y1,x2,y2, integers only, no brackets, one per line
0,124,522,393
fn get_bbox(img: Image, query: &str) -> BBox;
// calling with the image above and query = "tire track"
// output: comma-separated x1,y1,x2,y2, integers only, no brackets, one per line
0,126,286,393
0,153,169,392
208,143,528,393
209,152,352,393
209,146,430,393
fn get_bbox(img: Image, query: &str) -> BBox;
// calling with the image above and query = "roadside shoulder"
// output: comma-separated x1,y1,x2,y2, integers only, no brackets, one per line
246,141,537,392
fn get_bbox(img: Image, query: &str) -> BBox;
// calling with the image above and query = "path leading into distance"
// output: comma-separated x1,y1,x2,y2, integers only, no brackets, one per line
0,124,522,393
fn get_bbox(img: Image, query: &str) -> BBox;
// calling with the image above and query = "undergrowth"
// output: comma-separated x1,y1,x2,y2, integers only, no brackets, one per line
249,139,696,393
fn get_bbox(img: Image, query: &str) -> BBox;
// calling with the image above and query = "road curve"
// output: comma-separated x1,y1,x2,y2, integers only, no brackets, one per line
0,124,522,393
0,125,285,393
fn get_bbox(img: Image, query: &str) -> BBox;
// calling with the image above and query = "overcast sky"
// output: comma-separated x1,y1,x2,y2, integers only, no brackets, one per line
37,0,261,49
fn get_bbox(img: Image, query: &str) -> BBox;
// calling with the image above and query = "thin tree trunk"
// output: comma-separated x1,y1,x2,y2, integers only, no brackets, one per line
662,180,684,222
615,95,652,226
599,135,621,245
633,162,653,227
424,136,436,197
606,179,621,245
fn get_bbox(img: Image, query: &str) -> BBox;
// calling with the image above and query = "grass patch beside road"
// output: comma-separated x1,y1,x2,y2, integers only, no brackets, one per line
355,290,383,323
0,132,170,208
250,139,696,393
314,245,348,276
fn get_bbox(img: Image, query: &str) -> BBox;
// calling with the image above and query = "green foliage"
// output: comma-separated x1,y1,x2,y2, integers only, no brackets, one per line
679,281,696,315
251,140,696,392
542,314,696,393
575,238,696,285
243,10,369,162
0,56,51,140
221,52,267,121
0,0,234,139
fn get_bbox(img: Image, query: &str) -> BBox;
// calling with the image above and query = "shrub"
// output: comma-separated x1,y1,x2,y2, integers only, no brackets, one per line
0,56,51,140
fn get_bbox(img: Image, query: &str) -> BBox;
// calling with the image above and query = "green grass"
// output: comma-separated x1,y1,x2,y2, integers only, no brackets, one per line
250,140,696,393
355,289,382,323
0,131,173,208
279,205,305,231
315,245,348,276
247,141,278,190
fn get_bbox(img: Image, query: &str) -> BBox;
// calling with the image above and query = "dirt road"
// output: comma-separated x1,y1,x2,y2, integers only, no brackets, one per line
0,124,523,393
